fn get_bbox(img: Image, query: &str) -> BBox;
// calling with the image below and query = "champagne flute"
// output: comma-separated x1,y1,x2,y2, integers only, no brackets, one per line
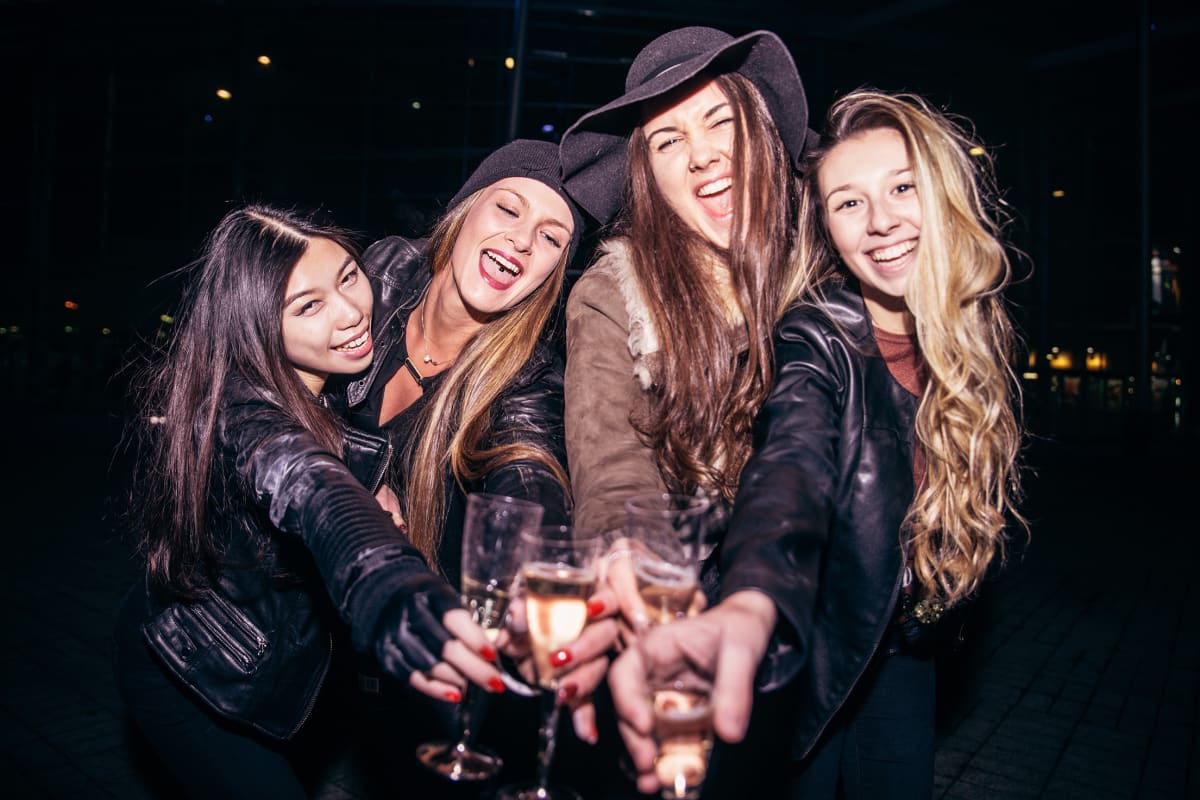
414,492,544,781
495,524,603,800
625,493,714,798
625,492,711,626
644,642,715,800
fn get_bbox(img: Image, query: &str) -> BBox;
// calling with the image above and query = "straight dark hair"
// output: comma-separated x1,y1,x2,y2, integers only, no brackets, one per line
129,204,360,596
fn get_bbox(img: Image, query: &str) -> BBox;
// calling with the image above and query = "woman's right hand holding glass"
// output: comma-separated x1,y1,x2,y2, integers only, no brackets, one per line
607,590,777,796
370,575,507,703
409,607,509,702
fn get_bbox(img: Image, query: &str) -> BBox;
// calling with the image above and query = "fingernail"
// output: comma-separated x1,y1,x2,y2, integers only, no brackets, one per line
551,649,572,668
480,644,497,662
586,599,605,618
558,682,578,701
445,690,462,703
488,677,505,693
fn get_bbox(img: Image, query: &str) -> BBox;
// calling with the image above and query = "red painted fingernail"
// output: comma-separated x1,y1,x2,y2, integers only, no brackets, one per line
551,649,572,668
488,677,505,693
445,690,462,703
586,599,605,618
558,682,578,701
480,644,497,662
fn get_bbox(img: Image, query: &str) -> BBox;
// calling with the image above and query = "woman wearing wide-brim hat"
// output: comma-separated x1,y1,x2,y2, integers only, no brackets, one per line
559,25,818,582
554,27,817,796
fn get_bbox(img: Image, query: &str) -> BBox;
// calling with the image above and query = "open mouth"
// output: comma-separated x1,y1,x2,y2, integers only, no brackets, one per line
487,250,523,278
480,249,524,290
696,176,733,220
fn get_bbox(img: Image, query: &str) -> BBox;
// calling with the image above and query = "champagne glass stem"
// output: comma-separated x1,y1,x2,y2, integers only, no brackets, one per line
535,690,560,796
454,683,481,754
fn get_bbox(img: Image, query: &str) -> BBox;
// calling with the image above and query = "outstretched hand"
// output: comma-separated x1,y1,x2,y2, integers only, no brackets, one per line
372,576,507,703
606,590,777,795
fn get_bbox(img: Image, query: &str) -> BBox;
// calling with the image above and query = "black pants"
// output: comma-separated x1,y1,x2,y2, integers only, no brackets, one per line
786,650,936,800
112,585,310,800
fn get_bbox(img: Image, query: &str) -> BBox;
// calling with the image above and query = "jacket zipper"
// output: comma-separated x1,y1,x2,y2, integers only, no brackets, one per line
366,439,394,495
191,601,265,672
288,632,333,738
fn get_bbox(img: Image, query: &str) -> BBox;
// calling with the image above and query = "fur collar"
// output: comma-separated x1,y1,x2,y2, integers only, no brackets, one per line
592,238,658,390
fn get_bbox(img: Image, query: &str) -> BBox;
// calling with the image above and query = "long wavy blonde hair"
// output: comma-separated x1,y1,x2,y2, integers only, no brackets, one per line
794,89,1027,607
401,190,571,571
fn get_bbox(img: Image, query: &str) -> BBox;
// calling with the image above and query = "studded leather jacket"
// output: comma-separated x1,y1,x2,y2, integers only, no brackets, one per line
139,375,453,741
720,281,920,761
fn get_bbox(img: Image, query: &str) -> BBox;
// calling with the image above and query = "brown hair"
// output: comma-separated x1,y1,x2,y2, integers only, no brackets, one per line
619,72,799,503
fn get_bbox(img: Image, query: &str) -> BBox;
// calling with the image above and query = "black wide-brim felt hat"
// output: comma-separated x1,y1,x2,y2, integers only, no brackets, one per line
560,26,819,226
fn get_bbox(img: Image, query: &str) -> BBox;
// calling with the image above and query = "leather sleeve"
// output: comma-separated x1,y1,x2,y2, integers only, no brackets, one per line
564,268,667,538
484,346,573,527
719,306,850,686
218,387,455,658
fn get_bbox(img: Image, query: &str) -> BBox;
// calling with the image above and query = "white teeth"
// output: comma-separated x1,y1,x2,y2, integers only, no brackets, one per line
335,330,368,351
487,250,522,277
697,177,732,197
871,240,916,263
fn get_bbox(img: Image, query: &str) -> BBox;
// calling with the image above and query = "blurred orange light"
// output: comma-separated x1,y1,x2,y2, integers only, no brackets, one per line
64,300,79,310
216,88,233,100
257,55,271,66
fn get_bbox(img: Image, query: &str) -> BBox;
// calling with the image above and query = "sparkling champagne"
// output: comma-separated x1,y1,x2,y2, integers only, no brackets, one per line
652,688,713,800
461,575,511,642
523,562,595,688
635,559,697,625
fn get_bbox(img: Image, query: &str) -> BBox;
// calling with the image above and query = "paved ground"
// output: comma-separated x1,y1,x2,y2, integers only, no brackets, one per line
1,405,1196,799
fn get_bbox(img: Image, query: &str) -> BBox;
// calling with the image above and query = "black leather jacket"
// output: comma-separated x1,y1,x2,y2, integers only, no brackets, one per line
346,236,571,583
720,281,919,761
138,376,441,741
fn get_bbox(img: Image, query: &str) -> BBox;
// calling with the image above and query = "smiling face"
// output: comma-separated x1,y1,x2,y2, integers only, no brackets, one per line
281,237,374,395
448,177,573,318
818,126,922,333
641,79,736,249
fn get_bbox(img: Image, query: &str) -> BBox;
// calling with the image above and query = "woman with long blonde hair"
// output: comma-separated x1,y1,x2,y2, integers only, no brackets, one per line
346,140,581,583
608,88,1027,799
344,141,628,791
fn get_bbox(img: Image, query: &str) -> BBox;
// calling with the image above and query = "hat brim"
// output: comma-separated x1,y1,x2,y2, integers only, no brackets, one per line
562,30,817,225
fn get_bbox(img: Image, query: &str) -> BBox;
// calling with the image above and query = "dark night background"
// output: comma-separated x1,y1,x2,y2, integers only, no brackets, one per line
2,0,1197,436
1,3,1199,799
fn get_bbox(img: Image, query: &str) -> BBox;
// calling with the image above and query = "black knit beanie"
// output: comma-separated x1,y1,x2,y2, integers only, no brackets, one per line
448,139,585,263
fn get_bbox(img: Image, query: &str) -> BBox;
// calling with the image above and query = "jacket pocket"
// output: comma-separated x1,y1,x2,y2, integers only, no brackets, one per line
144,593,269,678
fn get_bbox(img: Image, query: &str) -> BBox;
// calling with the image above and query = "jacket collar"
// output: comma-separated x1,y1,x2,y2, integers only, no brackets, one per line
345,236,430,407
